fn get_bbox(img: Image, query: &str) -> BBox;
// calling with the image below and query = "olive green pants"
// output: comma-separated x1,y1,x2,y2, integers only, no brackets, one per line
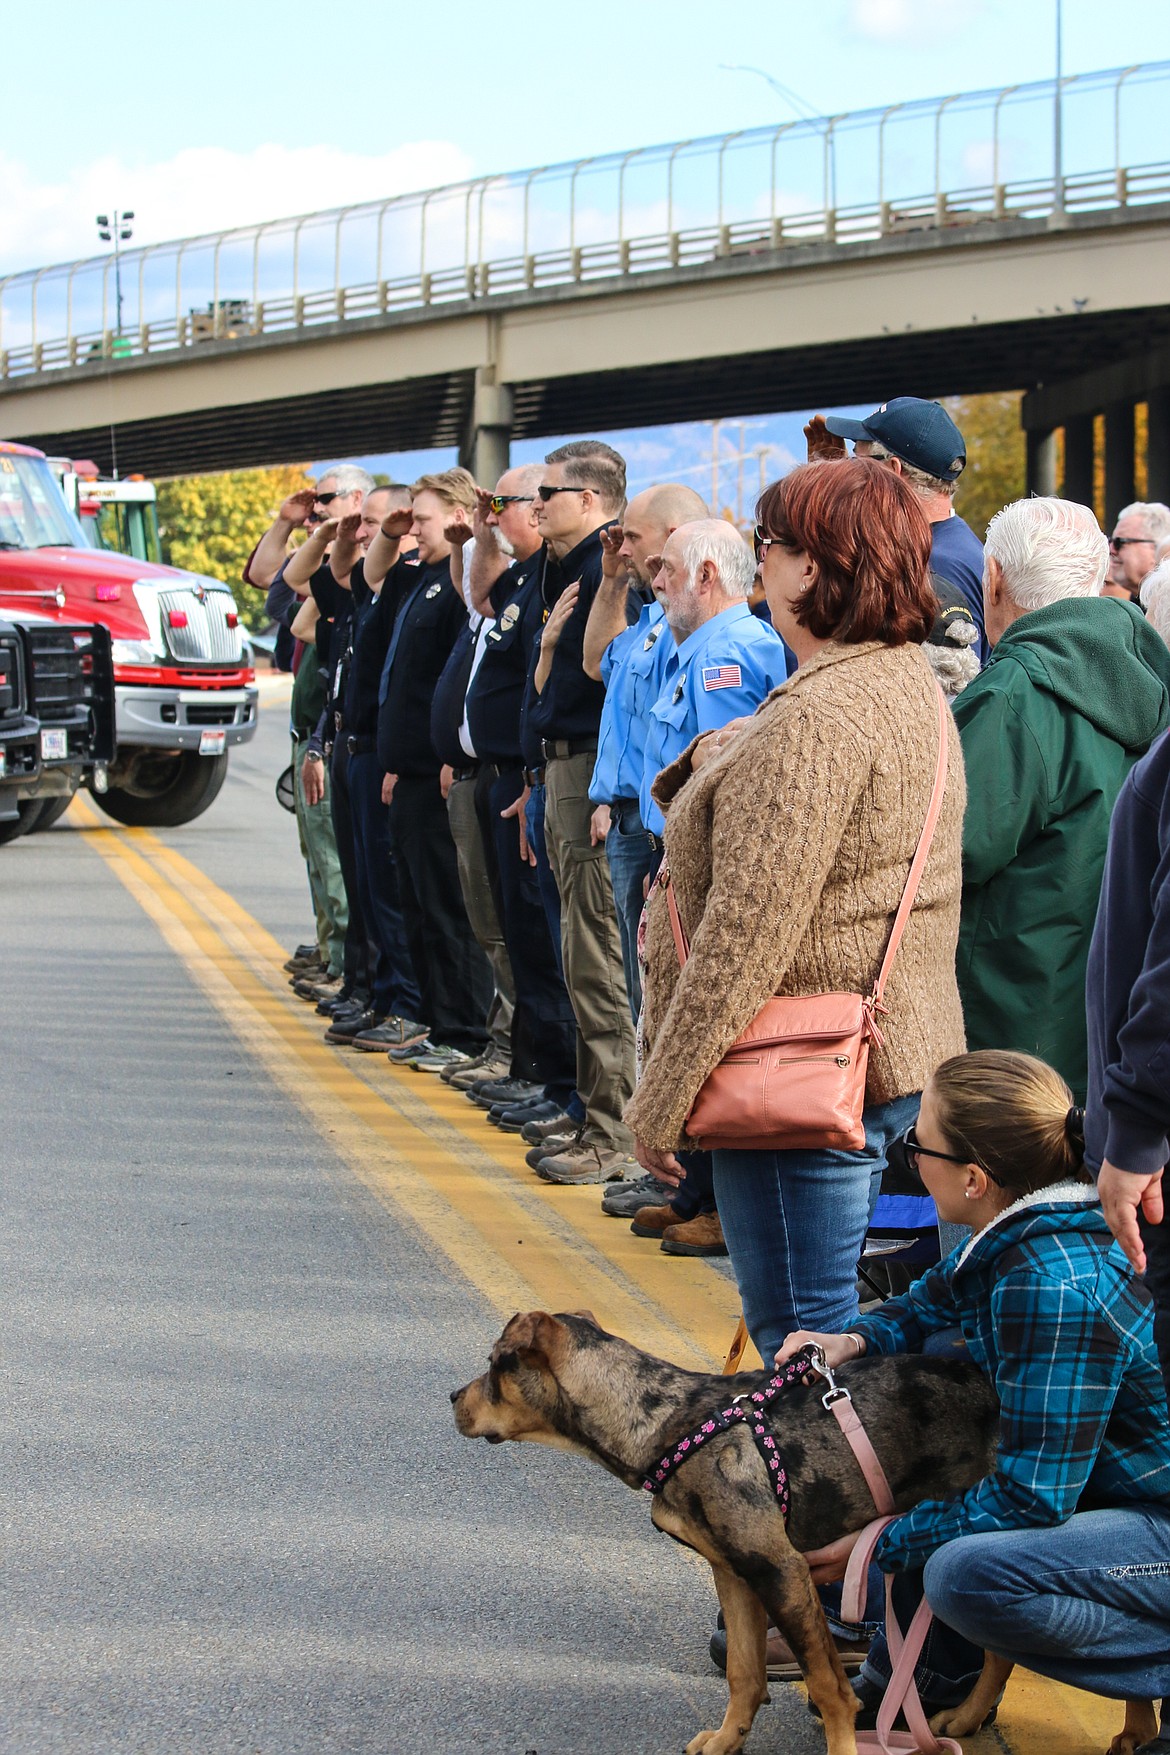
292,738,348,978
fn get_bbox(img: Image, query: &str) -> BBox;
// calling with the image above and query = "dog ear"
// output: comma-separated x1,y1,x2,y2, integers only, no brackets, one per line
498,1310,563,1363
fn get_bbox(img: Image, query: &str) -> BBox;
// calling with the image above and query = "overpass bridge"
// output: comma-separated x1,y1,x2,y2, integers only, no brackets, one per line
1,61,1168,518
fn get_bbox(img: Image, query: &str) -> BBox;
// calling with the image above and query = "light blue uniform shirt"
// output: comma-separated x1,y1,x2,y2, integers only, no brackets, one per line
640,600,791,835
589,600,672,807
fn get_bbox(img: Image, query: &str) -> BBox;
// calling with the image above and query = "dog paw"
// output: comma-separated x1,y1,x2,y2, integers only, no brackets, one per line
929,1706,981,1738
684,1730,747,1755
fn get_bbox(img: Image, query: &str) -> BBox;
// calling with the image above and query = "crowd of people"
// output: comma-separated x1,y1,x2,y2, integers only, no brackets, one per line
245,401,1170,1749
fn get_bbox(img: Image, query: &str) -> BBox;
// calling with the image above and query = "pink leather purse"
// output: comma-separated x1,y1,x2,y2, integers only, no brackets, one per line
667,686,949,1153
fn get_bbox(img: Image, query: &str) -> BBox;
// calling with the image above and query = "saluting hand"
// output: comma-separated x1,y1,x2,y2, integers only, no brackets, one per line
599,524,627,581
280,488,317,525
444,518,473,547
381,507,413,540
337,512,362,544
310,517,339,544
473,486,496,539
804,414,847,464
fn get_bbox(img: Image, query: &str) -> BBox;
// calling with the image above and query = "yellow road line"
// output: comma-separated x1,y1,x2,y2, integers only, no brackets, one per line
68,797,1129,1755
72,798,742,1369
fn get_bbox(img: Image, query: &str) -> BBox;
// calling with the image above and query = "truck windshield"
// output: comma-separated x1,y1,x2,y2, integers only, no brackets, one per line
0,453,86,549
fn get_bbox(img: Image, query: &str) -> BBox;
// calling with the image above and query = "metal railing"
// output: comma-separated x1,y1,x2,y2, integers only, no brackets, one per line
1,60,1167,383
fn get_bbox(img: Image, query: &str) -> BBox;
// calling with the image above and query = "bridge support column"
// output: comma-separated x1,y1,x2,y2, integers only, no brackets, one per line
1062,414,1096,508
1104,400,1136,528
460,372,513,486
1148,387,1170,501
1026,429,1057,498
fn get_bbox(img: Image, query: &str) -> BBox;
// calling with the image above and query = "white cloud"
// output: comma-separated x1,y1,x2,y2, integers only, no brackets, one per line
0,139,474,278
847,0,982,41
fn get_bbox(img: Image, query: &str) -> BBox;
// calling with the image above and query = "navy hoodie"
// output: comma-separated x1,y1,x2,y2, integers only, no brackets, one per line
1086,728,1170,1175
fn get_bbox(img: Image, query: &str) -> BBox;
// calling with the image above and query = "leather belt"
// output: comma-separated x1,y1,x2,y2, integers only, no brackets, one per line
346,734,377,755
449,763,480,782
540,738,598,763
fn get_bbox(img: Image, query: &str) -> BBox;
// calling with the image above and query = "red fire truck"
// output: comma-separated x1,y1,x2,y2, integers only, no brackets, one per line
0,440,258,826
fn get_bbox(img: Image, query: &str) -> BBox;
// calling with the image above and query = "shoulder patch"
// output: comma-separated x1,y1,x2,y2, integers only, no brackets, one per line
500,602,520,628
702,664,742,691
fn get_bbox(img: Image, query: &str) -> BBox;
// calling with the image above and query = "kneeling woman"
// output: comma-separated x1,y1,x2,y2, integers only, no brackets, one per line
781,1049,1170,1735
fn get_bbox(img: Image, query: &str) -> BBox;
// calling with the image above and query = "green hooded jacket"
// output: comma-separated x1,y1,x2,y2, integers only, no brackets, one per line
953,595,1170,1101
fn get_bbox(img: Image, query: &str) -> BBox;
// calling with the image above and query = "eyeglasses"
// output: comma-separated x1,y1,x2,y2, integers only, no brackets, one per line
488,494,536,514
314,490,343,507
537,484,590,502
897,1125,1005,1187
1110,535,1154,552
752,525,775,562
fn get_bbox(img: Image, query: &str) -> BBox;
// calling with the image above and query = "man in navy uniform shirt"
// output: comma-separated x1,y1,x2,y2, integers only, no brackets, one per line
525,441,640,1186
464,466,579,1133
368,470,494,1073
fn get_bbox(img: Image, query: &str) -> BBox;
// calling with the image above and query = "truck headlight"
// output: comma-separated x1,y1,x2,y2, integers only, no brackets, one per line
111,639,159,665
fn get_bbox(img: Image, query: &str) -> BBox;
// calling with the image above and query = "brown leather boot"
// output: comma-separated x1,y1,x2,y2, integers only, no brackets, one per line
660,1211,728,1257
629,1203,681,1238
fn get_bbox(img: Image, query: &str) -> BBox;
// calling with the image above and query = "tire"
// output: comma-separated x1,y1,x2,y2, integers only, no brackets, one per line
28,793,74,832
0,798,47,844
97,751,230,828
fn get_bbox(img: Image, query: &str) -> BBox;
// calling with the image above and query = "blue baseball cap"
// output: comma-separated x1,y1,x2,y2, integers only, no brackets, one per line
824,398,967,483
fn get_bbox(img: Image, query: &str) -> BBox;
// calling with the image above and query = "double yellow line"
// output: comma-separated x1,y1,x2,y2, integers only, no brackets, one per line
71,796,744,1371
68,799,1126,1755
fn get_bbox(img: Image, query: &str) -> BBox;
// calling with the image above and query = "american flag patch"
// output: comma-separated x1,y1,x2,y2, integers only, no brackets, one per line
702,664,742,691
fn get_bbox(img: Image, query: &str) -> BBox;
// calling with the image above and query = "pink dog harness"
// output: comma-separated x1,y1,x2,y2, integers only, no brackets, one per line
643,1344,895,1521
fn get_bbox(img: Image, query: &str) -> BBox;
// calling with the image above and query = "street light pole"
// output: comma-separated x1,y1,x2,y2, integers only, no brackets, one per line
96,209,135,338
1053,0,1065,217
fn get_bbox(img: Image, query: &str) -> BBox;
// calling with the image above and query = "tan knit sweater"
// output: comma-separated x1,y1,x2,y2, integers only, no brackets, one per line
624,639,967,1151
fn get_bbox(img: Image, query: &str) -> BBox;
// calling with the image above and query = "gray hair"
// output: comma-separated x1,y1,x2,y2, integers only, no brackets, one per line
1141,559,1170,648
1116,501,1170,547
675,519,757,599
869,441,956,501
984,496,1108,612
316,464,376,497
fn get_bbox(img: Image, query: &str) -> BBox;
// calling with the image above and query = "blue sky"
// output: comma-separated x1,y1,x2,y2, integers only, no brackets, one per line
3,0,1166,496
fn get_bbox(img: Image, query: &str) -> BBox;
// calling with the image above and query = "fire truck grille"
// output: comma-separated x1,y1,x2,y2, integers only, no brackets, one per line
25,627,90,718
0,635,26,723
159,589,242,664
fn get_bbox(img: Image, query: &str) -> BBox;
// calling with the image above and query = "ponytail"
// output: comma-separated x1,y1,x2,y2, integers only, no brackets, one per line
930,1051,1090,1198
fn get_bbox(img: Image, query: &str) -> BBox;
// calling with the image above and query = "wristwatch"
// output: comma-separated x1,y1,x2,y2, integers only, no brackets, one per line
304,749,323,763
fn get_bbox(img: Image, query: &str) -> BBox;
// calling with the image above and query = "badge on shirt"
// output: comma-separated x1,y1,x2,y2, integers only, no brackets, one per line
500,602,520,628
702,664,742,691
425,582,443,600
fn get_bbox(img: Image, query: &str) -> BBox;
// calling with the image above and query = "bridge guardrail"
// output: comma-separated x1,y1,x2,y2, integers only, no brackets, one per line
1,61,1167,384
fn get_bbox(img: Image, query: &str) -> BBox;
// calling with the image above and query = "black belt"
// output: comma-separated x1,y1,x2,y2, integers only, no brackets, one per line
540,738,598,763
647,830,665,856
524,766,546,787
346,734,377,756
449,763,480,782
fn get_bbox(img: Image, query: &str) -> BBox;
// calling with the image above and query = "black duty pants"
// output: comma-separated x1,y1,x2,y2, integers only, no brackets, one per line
478,765,576,1103
390,773,492,1055
330,743,372,997
347,752,422,1020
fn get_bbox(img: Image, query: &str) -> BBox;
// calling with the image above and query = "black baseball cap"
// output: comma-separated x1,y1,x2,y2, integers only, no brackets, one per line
926,574,979,648
825,398,967,483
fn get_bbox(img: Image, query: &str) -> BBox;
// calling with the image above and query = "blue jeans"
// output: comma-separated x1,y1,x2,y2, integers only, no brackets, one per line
604,797,653,1021
864,1507,1170,1706
712,1092,920,1370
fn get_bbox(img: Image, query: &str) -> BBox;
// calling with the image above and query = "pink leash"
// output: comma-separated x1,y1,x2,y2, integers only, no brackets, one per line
807,1349,961,1755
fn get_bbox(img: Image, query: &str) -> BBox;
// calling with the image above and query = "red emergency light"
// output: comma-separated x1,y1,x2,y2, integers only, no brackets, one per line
168,609,189,629
95,583,121,602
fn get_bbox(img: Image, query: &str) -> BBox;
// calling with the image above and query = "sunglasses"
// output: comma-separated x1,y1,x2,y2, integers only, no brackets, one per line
537,484,590,502
1110,536,1153,552
488,494,536,514
314,490,344,507
897,1125,1005,1187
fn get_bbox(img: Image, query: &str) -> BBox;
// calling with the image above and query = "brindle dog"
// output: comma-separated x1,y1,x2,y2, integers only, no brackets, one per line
451,1310,999,1755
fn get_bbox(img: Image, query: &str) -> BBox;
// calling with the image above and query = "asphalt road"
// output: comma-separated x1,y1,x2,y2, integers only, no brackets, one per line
0,688,837,1755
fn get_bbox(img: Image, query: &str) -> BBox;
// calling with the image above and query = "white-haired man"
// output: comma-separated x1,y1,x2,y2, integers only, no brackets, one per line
624,518,790,1259
954,497,1170,1102
1103,500,1170,606
1142,558,1170,650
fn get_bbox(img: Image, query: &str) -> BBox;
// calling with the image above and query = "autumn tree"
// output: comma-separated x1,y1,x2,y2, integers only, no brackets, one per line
156,465,315,630
944,392,1026,541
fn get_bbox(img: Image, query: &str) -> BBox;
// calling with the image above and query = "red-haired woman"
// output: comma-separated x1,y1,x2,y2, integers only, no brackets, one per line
626,459,967,1369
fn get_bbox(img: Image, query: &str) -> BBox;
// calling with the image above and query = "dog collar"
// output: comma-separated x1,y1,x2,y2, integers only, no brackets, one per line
643,1355,814,1517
